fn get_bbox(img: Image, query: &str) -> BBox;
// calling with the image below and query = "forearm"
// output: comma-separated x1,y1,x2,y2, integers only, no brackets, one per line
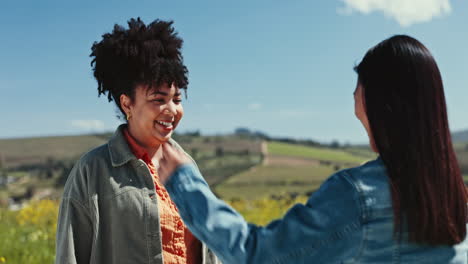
164,163,363,264
165,164,256,264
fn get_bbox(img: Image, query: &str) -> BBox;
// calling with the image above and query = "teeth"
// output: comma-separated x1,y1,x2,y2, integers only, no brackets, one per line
156,120,172,127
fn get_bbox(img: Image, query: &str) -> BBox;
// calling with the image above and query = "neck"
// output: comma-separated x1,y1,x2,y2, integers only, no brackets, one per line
145,145,161,160
126,125,162,159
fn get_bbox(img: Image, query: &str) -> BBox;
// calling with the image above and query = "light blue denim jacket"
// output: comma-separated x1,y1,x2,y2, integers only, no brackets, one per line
166,158,468,264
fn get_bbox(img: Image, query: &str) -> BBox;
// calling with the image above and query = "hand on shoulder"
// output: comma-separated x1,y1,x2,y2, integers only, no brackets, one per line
158,142,193,184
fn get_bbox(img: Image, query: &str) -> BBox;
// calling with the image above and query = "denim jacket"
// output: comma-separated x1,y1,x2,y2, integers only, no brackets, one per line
55,124,221,264
166,158,468,264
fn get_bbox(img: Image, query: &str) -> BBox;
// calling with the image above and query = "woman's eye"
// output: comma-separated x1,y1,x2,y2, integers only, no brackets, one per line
173,99,182,104
152,99,165,103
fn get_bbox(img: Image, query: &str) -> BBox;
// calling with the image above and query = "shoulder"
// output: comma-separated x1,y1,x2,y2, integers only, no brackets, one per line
311,159,386,199
62,143,110,202
305,169,362,220
345,158,387,179
340,157,389,193
79,143,111,167
307,158,390,221
339,158,393,219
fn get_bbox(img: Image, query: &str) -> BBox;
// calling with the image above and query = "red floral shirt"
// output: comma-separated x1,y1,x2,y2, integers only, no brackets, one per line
123,129,201,264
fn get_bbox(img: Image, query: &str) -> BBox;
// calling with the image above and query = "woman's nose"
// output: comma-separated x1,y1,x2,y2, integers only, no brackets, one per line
164,101,177,115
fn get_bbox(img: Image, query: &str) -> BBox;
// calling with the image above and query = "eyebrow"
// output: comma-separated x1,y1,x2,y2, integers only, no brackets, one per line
150,91,181,96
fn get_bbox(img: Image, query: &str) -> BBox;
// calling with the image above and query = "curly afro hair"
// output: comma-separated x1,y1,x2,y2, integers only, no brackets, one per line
90,17,188,119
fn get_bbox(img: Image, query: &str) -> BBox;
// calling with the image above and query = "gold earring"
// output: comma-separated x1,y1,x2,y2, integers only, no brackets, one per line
126,113,131,120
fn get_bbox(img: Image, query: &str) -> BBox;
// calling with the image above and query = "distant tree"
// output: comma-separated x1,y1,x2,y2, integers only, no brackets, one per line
25,186,35,199
303,139,321,147
235,127,251,136
277,137,297,144
215,147,224,157
253,131,270,140
44,157,55,179
191,148,199,159
0,153,7,185
289,192,299,200
0,158,5,188
56,165,73,187
330,140,341,149
186,130,201,137
46,169,54,179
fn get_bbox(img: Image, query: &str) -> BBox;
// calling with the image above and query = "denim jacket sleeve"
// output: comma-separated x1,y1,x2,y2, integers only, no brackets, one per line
165,164,363,264
55,161,94,264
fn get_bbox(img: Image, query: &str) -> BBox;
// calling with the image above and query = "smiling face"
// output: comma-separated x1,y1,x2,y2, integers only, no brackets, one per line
120,83,184,151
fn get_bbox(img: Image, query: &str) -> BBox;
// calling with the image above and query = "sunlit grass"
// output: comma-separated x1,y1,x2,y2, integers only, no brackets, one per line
228,195,308,225
268,141,369,164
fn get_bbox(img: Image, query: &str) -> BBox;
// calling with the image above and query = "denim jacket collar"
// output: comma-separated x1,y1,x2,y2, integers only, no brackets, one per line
108,123,178,168
108,124,136,167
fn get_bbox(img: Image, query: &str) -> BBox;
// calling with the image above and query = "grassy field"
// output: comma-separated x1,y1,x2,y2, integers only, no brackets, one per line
216,141,374,200
228,195,308,225
268,141,371,164
0,135,108,168
216,164,334,199
456,143,467,182
0,132,264,206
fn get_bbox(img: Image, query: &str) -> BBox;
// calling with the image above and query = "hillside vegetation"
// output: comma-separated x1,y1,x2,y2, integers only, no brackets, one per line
0,131,467,263
216,141,377,200
0,135,108,168
268,141,369,164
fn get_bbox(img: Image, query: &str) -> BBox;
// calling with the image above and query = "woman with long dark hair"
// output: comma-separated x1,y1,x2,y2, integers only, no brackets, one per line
158,35,468,263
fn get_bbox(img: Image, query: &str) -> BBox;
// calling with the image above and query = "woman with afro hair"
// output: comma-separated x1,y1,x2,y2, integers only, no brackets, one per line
55,18,220,264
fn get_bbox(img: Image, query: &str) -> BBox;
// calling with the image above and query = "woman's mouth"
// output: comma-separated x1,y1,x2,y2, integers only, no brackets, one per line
155,120,174,130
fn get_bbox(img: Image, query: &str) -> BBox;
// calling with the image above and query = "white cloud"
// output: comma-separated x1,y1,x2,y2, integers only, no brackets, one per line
248,103,262,111
71,120,106,131
339,0,452,27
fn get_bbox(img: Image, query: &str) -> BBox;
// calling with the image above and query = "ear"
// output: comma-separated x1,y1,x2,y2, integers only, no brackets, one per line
120,93,133,116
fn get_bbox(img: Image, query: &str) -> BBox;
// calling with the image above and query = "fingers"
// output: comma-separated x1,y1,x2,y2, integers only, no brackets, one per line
161,142,179,160
162,143,190,162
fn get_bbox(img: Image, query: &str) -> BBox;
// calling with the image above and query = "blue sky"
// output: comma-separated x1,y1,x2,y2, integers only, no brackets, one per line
1,0,467,144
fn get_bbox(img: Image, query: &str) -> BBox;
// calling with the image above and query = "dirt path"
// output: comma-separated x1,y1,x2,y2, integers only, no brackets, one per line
261,140,268,164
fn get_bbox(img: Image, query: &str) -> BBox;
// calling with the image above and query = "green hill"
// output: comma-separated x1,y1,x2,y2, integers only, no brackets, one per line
268,141,372,164
216,141,376,200
0,133,264,204
453,129,468,143
0,134,108,168
1,133,466,203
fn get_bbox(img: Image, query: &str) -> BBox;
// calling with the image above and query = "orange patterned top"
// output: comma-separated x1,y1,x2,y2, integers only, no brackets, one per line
124,129,202,264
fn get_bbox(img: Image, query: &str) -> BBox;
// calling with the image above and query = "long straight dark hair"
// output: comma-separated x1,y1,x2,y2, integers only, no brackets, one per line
355,35,467,245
